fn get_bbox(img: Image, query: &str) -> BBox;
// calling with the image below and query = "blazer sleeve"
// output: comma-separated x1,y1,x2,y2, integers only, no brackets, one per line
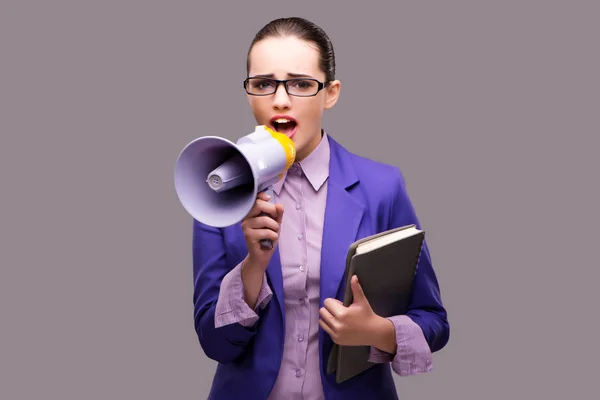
387,167,450,353
192,220,265,363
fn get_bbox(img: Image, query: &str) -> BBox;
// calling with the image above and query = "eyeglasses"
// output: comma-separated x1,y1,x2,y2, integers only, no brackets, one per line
243,77,329,97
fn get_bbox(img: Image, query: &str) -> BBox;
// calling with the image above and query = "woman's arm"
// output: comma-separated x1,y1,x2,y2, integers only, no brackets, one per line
192,221,272,364
368,167,450,374
367,241,447,375
240,257,271,310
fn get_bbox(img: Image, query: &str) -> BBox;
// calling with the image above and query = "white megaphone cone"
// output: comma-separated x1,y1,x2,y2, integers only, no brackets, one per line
174,125,296,249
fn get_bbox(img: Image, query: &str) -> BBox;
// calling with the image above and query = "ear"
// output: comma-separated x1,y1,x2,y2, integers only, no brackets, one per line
323,80,341,110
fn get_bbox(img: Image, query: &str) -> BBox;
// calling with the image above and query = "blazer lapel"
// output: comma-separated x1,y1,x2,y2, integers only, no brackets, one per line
319,136,365,306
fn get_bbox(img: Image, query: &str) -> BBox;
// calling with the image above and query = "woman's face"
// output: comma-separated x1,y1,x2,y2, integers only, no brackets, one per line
246,35,340,162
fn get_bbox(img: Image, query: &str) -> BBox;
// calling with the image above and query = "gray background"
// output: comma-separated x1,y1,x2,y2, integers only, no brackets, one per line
2,0,598,399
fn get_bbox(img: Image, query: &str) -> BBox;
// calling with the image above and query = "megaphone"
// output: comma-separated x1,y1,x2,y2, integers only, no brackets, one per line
174,125,296,249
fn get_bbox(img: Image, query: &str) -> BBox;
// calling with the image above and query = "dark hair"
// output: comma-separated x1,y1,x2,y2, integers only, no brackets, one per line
246,17,336,82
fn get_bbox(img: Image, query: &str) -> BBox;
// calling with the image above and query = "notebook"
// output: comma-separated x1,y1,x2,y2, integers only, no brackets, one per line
326,224,425,384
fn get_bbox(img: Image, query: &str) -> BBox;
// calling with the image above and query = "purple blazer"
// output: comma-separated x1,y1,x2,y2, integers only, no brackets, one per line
191,134,449,399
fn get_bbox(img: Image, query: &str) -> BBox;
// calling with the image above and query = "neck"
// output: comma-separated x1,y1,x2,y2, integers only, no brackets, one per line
295,129,324,162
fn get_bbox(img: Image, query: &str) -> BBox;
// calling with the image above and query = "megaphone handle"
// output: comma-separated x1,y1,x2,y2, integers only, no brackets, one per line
259,186,275,250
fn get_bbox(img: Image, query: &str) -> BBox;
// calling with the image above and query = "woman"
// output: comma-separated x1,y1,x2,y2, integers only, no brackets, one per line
192,17,449,400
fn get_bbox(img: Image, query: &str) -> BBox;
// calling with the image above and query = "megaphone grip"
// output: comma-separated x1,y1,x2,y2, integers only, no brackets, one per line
259,187,275,250
259,234,274,250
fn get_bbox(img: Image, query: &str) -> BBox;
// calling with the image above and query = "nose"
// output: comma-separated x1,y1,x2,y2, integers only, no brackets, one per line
272,82,291,110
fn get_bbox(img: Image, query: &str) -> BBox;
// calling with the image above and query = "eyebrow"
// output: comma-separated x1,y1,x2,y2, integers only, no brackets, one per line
251,73,315,79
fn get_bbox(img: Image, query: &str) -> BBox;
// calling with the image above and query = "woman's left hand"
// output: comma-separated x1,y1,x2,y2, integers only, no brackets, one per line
319,275,381,347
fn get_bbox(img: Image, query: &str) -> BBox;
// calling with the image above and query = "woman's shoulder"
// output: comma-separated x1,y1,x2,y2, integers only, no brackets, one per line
351,152,407,194
330,136,406,187
350,151,400,174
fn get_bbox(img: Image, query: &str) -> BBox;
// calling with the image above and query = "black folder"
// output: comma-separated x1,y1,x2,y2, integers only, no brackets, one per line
326,224,425,384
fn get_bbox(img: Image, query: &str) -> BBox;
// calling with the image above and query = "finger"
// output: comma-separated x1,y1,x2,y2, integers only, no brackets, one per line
247,198,278,219
319,305,335,321
246,215,280,232
243,190,274,218
350,275,367,304
257,191,271,202
323,298,345,318
246,228,279,244
319,319,335,338
319,307,338,331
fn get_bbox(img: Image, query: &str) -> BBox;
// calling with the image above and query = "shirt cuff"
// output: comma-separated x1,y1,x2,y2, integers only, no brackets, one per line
214,261,273,329
368,315,433,376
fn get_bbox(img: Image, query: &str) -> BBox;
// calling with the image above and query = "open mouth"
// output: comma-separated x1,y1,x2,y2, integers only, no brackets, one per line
271,117,297,137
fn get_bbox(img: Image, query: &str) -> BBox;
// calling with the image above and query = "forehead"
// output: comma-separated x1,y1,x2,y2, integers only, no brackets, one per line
248,36,322,78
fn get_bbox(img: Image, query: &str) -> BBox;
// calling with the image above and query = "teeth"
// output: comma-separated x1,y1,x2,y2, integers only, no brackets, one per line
273,118,291,123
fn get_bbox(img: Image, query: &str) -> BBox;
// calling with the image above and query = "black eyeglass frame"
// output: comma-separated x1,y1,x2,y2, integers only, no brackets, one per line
243,77,330,97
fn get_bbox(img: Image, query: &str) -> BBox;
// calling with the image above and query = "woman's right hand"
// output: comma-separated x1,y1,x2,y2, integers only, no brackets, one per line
241,191,284,271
